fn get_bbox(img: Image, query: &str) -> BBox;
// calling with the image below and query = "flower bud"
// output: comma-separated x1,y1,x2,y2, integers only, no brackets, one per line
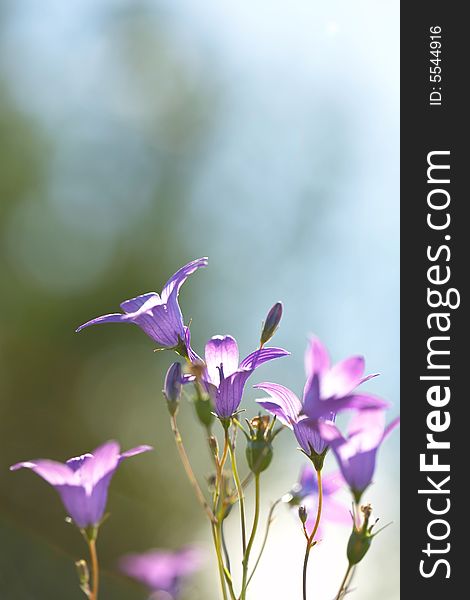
245,415,275,474
346,504,379,566
163,362,182,416
298,506,308,524
246,439,273,474
208,435,219,458
260,302,283,346
347,527,372,565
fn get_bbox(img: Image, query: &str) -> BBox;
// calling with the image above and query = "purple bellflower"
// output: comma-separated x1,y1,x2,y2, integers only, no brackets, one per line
203,335,289,419
119,546,203,599
255,336,388,462
289,467,350,540
76,258,208,361
301,335,386,420
10,441,152,529
255,380,329,457
319,409,400,502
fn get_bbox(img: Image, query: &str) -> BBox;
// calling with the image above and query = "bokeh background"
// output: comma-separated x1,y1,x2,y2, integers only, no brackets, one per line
0,1,399,599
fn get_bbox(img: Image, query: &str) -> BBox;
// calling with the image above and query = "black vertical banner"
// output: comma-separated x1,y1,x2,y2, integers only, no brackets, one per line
401,3,466,597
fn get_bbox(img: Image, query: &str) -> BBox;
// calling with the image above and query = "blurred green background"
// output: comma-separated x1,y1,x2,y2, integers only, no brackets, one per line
0,1,399,599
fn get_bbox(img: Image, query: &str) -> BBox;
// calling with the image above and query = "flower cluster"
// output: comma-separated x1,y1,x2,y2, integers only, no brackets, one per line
11,258,399,600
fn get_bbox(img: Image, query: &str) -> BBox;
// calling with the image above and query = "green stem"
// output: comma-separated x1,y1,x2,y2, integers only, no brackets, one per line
335,564,353,600
217,522,237,600
170,414,216,524
210,431,237,600
87,538,99,600
302,544,311,600
221,520,232,573
227,428,247,555
302,468,323,600
241,474,261,599
213,435,230,517
212,524,229,600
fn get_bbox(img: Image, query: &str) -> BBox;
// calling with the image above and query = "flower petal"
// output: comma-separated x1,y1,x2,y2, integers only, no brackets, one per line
321,470,346,495
298,465,317,496
160,257,208,304
320,410,399,496
119,546,203,594
134,304,184,347
383,415,401,441
303,492,350,539
10,459,74,486
301,374,321,419
57,483,93,528
336,448,379,495
321,356,367,398
256,400,292,427
86,443,152,526
66,454,93,472
293,417,328,455
205,335,239,384
323,496,351,525
9,459,92,527
346,409,386,452
253,382,302,424
304,336,330,378
215,368,252,418
317,421,345,446
184,326,204,364
239,347,290,370
120,292,160,314
120,445,153,460
79,441,121,492
76,312,133,333
304,392,389,420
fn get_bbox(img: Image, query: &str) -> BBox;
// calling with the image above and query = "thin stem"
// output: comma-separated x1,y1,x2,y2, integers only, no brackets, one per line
307,469,323,545
209,431,236,600
241,474,261,599
302,545,311,600
215,521,237,600
219,437,229,473
302,468,323,600
214,435,230,516
212,523,229,600
221,520,231,573
335,564,353,600
88,539,99,600
247,498,281,586
344,566,356,597
170,414,217,524
227,428,247,555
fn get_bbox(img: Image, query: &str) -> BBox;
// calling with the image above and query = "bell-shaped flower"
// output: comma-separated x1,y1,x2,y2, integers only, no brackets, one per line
255,380,330,457
301,336,385,420
255,336,388,461
119,546,203,599
76,258,207,360
10,441,152,529
203,335,289,419
319,409,400,502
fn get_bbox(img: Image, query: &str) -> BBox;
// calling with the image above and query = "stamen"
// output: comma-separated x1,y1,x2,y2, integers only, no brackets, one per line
217,363,225,382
